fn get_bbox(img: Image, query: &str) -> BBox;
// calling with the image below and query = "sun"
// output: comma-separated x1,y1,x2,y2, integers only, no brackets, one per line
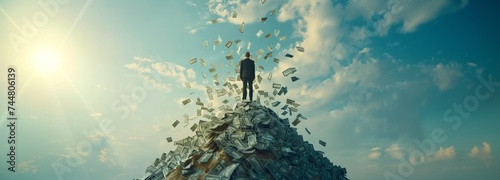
34,48,61,73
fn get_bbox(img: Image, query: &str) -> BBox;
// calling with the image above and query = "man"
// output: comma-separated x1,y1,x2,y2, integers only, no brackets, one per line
240,52,255,101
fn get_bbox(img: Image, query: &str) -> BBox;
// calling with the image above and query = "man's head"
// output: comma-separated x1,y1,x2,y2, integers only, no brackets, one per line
245,52,250,58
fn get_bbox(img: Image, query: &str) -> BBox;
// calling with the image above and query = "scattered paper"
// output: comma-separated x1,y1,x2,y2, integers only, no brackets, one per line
200,58,206,66
267,73,272,80
292,118,300,126
225,41,233,48
305,128,311,134
296,46,305,52
185,82,191,88
278,86,288,96
166,137,173,142
239,22,245,33
236,45,242,54
274,29,280,37
272,83,281,89
232,12,238,18
261,17,267,22
211,18,219,24
319,140,327,147
269,8,278,16
273,58,279,63
282,67,297,76
264,33,272,39
256,29,264,38
279,35,287,41
189,58,197,65
172,120,180,128
182,98,192,105
190,123,198,132
285,54,293,58
275,43,281,50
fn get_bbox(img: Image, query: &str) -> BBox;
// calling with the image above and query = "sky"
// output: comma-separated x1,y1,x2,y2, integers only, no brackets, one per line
0,0,499,179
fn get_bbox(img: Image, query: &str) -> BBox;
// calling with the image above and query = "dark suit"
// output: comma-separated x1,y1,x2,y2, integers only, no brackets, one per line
240,58,255,100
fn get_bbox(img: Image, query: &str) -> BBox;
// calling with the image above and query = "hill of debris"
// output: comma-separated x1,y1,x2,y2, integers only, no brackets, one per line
141,101,348,180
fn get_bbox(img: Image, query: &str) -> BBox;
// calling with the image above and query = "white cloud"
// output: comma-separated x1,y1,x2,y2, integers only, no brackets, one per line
385,144,404,159
426,146,456,163
125,57,204,92
434,146,457,160
17,160,38,173
368,151,381,160
208,0,282,24
99,148,117,166
89,112,103,120
344,0,469,36
425,62,464,91
467,62,477,67
189,28,197,34
186,1,197,7
368,147,382,160
469,142,493,163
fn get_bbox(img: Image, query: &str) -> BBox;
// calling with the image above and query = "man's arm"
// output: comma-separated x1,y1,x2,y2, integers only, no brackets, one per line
239,61,243,79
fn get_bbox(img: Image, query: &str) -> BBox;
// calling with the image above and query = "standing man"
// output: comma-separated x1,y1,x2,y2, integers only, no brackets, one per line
240,52,255,101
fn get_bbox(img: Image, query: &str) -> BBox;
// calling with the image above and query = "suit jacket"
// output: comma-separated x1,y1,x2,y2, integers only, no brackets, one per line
240,58,255,79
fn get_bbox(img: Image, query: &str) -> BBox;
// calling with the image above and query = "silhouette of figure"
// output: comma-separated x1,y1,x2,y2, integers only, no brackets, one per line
240,52,255,101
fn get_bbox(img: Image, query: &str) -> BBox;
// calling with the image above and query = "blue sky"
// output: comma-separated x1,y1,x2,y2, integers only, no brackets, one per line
0,0,499,179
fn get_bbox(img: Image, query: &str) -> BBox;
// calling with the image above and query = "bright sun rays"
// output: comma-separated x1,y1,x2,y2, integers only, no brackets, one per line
33,48,61,73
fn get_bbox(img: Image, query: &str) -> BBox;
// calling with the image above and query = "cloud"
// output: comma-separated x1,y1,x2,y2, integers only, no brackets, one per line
368,147,382,160
434,146,457,160
426,146,456,162
99,148,117,166
89,112,103,120
385,144,405,159
186,1,197,7
469,142,493,163
207,0,282,24
424,62,464,91
125,57,204,92
344,0,469,35
17,160,38,173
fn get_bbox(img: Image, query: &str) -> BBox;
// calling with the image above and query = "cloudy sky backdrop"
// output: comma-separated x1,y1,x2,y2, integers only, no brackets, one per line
0,0,499,179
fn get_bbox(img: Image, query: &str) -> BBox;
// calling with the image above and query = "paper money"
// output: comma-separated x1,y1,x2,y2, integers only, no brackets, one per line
319,140,326,147
292,118,300,126
225,40,233,48
203,40,208,48
279,35,287,41
256,29,264,38
189,58,197,65
282,67,297,76
239,22,245,33
172,120,180,127
182,98,192,105
264,33,272,38
272,83,281,89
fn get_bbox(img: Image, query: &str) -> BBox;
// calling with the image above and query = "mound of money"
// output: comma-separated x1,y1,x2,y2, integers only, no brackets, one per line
140,101,348,180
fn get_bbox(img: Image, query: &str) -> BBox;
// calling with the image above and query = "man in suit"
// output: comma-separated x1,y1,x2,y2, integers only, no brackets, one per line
240,52,255,101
